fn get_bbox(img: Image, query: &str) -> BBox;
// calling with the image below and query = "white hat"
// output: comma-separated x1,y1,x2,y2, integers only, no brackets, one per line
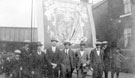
14,50,21,54
95,41,102,45
102,41,108,44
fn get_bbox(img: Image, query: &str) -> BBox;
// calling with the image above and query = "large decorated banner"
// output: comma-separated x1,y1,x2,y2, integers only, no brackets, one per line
43,0,96,48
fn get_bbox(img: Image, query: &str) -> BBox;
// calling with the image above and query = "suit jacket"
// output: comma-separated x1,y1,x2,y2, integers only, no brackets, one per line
103,47,111,70
61,49,75,70
110,48,124,69
75,49,90,72
20,47,32,68
90,49,104,68
46,47,61,65
3,59,13,73
32,51,47,69
11,58,22,75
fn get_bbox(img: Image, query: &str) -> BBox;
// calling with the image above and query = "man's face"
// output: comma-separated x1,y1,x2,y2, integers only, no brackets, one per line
103,44,107,49
37,46,42,51
51,41,57,47
96,45,101,49
7,57,10,61
80,45,85,51
25,44,29,49
15,55,20,60
116,49,120,53
64,44,70,49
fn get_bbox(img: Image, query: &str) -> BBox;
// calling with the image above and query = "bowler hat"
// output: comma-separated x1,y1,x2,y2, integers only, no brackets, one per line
63,40,71,45
95,41,102,46
80,41,86,45
36,42,43,46
51,38,58,42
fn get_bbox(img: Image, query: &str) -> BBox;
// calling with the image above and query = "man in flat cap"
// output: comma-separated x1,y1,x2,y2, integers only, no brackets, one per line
46,38,61,78
60,40,75,78
102,41,108,50
31,42,49,78
101,41,110,78
20,40,31,64
11,50,22,78
75,41,90,78
90,42,104,78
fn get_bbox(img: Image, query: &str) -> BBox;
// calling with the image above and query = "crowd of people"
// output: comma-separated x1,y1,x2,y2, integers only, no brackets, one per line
0,38,127,78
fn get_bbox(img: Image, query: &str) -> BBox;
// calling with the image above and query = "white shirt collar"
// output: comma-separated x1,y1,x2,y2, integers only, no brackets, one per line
65,49,69,54
80,50,84,56
52,46,56,52
37,50,42,55
96,49,100,56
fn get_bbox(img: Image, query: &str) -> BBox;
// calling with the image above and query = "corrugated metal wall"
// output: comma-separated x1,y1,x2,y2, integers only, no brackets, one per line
0,27,38,42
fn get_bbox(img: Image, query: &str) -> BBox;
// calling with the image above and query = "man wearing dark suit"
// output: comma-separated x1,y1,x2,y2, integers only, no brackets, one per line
110,48,126,78
20,41,32,78
75,41,90,78
102,41,110,78
90,42,104,78
46,38,61,78
31,43,47,78
60,40,75,78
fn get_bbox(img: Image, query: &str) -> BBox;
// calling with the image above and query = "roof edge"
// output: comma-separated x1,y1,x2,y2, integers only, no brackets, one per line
92,0,107,9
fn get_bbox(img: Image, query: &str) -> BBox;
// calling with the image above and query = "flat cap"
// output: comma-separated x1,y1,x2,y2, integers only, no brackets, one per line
14,50,21,54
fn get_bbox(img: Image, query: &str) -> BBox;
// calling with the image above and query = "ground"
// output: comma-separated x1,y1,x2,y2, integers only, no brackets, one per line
72,71,135,78
0,71,135,78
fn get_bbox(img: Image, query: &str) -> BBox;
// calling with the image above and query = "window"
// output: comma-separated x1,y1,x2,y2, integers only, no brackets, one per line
123,0,132,14
124,28,131,48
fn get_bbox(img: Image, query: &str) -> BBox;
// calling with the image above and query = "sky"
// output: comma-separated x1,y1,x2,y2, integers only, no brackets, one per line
0,0,103,27
0,0,32,27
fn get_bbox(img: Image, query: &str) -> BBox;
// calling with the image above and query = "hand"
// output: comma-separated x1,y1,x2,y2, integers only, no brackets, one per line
53,64,57,69
20,67,23,70
31,71,34,74
90,67,93,71
51,63,57,69
10,74,13,77
1,66,3,69
83,63,86,67
51,63,55,66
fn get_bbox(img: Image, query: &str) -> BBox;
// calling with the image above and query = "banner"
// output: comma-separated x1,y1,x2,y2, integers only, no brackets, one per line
43,0,95,48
